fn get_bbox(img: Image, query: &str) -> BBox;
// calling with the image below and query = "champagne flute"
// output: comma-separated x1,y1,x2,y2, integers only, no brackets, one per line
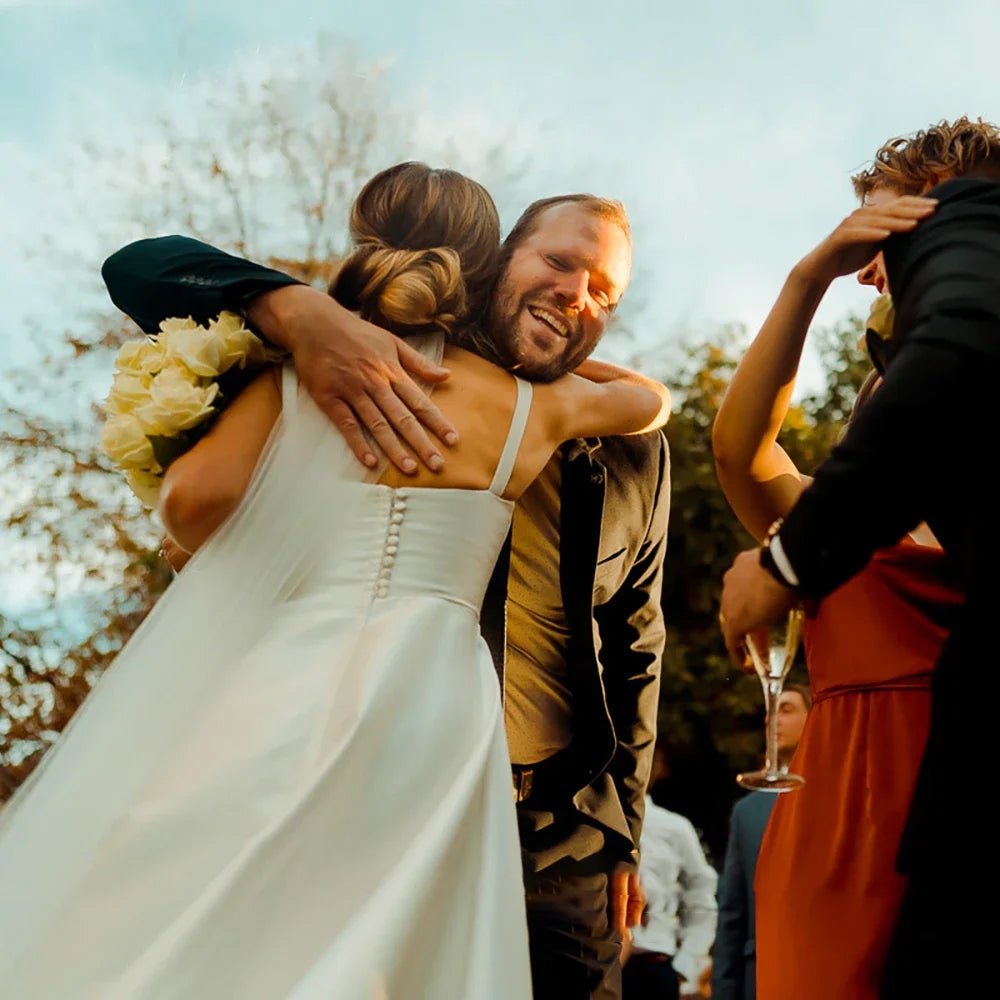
736,608,806,793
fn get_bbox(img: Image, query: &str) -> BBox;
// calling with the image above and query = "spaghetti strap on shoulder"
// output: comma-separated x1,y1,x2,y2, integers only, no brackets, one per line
280,362,298,425
488,377,533,497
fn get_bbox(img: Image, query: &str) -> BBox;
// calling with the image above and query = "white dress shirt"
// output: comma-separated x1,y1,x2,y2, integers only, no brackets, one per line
630,796,718,988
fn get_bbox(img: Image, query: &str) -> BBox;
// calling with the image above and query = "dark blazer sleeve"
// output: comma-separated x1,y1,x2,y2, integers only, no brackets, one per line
598,431,670,859
774,179,1000,598
101,236,302,336
712,801,748,1000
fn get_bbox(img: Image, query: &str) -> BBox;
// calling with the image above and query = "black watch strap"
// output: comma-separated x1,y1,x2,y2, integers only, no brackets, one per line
759,517,799,590
759,543,793,588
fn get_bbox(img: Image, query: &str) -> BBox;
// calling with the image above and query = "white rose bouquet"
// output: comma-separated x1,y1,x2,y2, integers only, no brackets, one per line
101,312,284,509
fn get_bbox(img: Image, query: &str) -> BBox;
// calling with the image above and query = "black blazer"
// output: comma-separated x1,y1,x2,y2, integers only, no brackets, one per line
712,792,774,1000
773,178,1000,869
101,236,671,866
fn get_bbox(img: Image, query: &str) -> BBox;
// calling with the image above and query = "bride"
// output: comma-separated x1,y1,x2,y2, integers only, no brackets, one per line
0,162,670,999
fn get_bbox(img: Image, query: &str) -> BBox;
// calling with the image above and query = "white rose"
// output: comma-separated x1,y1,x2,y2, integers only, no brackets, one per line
116,338,166,376
208,311,268,371
157,316,200,338
103,372,153,416
162,323,227,378
101,413,157,470
134,366,219,435
124,468,163,510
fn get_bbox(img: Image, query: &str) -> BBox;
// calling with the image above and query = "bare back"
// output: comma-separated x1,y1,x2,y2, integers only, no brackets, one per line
377,344,663,500
376,347,549,500
160,337,666,555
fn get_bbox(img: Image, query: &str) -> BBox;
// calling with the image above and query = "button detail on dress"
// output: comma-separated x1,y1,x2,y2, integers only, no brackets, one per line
375,491,407,601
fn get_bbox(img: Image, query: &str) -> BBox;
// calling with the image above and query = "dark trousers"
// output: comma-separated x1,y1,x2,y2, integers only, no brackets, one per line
523,856,623,1000
518,799,623,1000
622,951,680,1000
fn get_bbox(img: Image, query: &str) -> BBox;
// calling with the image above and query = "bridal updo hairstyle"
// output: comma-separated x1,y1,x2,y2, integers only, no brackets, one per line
330,162,501,336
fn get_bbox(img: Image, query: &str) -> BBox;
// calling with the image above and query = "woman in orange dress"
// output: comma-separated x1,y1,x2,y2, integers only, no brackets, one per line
712,183,962,997
755,538,961,999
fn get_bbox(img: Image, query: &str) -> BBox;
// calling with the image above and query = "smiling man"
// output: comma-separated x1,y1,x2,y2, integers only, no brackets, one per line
478,196,633,381
102,188,671,1000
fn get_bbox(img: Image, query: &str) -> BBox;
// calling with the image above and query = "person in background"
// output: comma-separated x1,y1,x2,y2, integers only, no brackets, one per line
622,743,718,1000
711,685,811,1000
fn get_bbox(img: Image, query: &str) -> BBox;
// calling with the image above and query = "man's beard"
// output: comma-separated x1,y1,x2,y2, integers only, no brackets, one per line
479,278,593,383
446,321,516,371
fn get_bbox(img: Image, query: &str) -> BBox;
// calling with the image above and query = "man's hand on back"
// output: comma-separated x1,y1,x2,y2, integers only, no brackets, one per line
249,285,459,474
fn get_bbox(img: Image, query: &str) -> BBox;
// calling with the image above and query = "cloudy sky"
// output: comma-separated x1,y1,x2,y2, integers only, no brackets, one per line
2,0,999,386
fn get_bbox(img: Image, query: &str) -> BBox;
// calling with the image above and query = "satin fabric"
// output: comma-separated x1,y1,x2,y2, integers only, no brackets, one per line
754,538,962,1000
0,343,532,999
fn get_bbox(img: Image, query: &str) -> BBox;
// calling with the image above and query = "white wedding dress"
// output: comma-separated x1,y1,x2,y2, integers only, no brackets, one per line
0,342,533,999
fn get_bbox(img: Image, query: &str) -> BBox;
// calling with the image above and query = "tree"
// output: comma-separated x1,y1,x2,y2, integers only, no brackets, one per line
1,38,520,801
1,35,870,836
653,317,870,862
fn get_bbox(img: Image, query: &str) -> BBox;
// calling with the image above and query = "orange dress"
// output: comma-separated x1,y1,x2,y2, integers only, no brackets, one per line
754,538,962,1000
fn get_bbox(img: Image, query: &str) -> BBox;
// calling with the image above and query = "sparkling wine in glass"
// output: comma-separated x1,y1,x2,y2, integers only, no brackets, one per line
736,608,806,793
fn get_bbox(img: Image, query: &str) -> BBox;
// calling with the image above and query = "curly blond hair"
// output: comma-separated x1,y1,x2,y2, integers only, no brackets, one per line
852,116,1000,199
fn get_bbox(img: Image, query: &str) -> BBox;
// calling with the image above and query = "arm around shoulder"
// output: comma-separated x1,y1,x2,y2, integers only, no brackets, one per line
102,235,301,336
545,359,672,442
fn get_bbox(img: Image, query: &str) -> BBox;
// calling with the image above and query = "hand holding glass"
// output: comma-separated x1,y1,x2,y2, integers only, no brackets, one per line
736,608,806,793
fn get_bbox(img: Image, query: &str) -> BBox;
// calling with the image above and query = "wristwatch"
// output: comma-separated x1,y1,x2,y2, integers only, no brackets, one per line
759,517,800,589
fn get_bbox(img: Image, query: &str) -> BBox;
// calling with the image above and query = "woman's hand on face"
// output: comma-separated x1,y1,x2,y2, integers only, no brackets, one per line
799,195,937,285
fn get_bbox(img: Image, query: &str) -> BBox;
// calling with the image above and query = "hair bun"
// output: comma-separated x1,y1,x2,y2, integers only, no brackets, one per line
332,243,468,334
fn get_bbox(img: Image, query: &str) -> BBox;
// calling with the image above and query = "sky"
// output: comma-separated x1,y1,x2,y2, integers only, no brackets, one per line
3,0,1000,387
1,0,999,618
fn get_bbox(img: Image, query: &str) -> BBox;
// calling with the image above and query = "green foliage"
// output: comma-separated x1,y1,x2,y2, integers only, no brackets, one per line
653,318,870,858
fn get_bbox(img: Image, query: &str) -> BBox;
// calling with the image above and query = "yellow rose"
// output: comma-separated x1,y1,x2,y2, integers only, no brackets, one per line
101,413,157,470
161,322,227,378
209,311,269,371
134,366,219,435
124,468,163,510
116,338,166,376
103,372,153,416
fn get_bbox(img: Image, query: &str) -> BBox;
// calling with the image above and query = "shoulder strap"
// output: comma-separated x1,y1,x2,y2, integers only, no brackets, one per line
488,377,533,497
280,362,298,426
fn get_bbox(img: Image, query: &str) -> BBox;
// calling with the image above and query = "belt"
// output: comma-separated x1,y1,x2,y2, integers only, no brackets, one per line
512,765,535,803
511,748,578,804
813,674,931,704
629,951,673,965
